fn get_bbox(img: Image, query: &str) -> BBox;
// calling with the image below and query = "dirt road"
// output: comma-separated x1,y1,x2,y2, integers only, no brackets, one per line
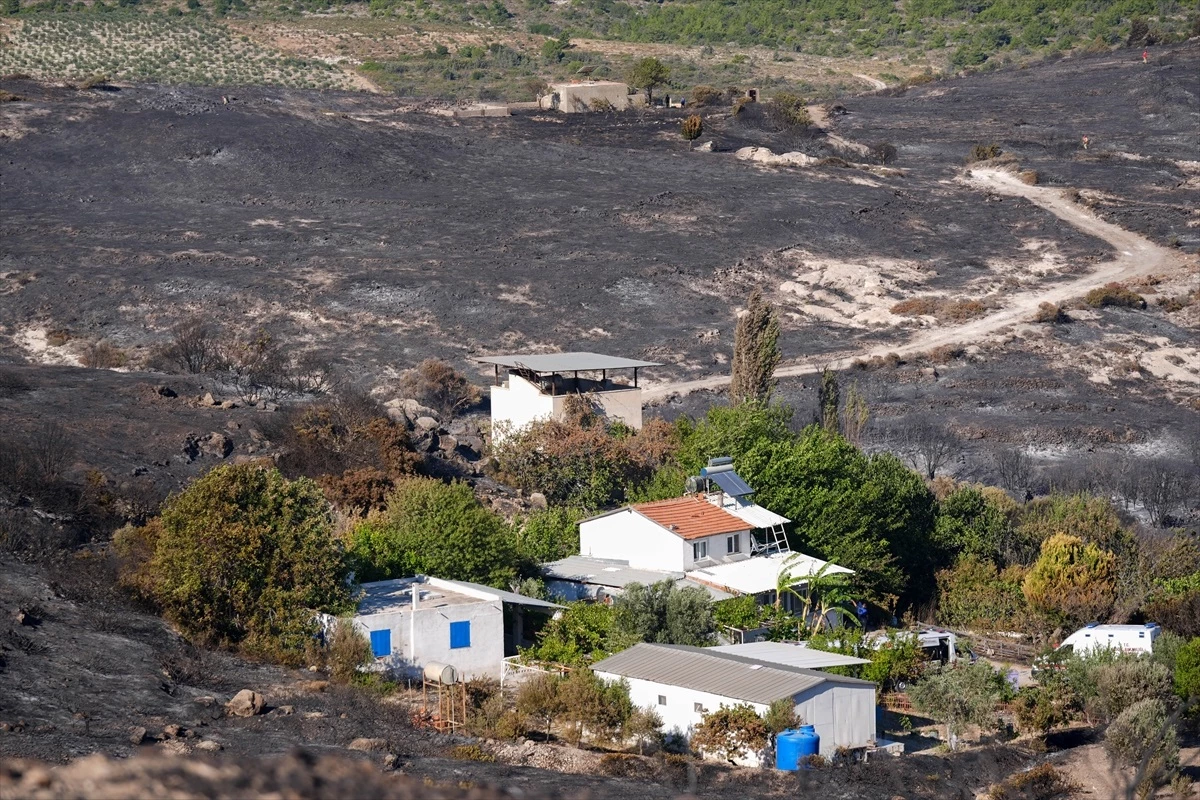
853,73,886,90
644,167,1191,400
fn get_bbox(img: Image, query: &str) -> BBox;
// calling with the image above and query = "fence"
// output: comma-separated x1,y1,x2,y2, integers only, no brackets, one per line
500,656,569,690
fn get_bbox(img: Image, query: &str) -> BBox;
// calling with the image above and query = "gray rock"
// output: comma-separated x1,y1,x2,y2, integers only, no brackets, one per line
528,492,548,510
195,740,223,752
413,433,437,453
224,689,265,718
385,407,411,426
219,400,238,409
402,399,439,420
414,416,440,432
200,432,233,459
202,392,217,406
348,737,389,752
181,435,201,462
438,434,458,453
129,726,148,745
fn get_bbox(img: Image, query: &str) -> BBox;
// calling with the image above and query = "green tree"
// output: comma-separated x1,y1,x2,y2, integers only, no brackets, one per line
3,0,19,15
1104,699,1179,791
1013,493,1132,565
613,580,716,646
626,705,665,754
126,464,353,656
1175,637,1200,702
627,56,670,104
673,402,793,474
523,602,632,666
1022,533,1117,626
713,594,766,631
764,698,801,734
934,485,1012,563
516,673,562,738
515,506,581,563
1094,658,1174,723
908,661,1010,748
729,288,782,405
935,555,1034,632
1146,572,1200,638
349,477,518,588
691,704,769,764
817,368,839,432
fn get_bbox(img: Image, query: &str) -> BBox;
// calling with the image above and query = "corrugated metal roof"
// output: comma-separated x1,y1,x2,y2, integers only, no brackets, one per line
475,352,661,373
721,501,791,529
592,643,874,704
634,496,750,541
708,641,871,669
541,556,734,600
433,577,563,611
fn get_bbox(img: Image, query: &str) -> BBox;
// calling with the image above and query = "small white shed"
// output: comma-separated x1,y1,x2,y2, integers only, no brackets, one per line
592,643,877,764
334,576,560,681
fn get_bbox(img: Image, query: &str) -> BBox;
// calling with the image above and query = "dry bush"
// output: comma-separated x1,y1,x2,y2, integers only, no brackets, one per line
159,317,225,374
872,141,898,165
398,358,480,419
943,299,988,322
764,92,810,129
1156,292,1196,313
967,143,1003,163
327,619,373,683
315,468,394,517
81,340,127,369
928,344,964,363
0,90,24,102
850,352,903,371
45,329,71,347
599,753,645,777
76,74,109,89
680,114,703,141
1085,283,1146,309
1018,170,1039,185
986,763,1075,800
690,84,721,106
1034,302,1070,324
891,297,940,316
448,744,495,762
590,97,615,112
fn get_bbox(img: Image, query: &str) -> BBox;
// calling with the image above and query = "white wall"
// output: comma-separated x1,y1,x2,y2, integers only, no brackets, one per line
686,531,751,568
792,683,877,755
594,673,877,762
580,509,690,572
597,673,769,766
593,387,644,430
353,600,505,680
490,374,556,444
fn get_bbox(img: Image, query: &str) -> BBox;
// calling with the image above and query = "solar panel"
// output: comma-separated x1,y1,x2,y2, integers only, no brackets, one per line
710,470,754,497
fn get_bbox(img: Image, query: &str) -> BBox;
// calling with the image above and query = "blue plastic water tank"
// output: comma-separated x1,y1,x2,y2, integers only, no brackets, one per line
775,726,820,770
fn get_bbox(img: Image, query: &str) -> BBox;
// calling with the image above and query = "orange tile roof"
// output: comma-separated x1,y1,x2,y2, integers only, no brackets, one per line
633,496,750,541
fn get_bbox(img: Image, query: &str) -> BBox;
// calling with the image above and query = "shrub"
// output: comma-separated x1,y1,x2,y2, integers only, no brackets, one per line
967,143,1003,163
1174,637,1200,701
516,672,562,737
908,662,1011,747
1012,684,1075,737
1094,658,1174,722
349,477,518,587
891,296,939,316
398,358,480,419
872,142,898,165
1034,302,1069,324
613,580,716,647
117,465,353,659
160,317,224,374
1084,283,1146,310
326,618,373,682
943,299,988,322
680,114,703,141
599,753,644,776
690,84,721,106
936,556,1034,632
1018,170,1039,185
1022,533,1118,627
1146,573,1200,638
690,703,769,763
1104,699,1178,787
449,744,495,762
316,468,394,517
514,506,581,563
765,92,810,129
81,340,127,369
77,74,109,89
986,763,1076,800
522,602,632,666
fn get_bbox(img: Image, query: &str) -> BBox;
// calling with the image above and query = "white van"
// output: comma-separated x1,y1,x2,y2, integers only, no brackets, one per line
1056,623,1161,657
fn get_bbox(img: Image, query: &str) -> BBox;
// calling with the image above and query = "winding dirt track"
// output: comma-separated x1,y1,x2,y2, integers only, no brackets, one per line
644,167,1190,400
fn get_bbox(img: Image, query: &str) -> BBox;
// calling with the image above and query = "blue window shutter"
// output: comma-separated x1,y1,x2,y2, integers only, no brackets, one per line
450,620,471,649
369,629,391,658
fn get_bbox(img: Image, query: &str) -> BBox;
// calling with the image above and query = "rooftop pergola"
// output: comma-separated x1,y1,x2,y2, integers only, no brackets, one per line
476,352,661,393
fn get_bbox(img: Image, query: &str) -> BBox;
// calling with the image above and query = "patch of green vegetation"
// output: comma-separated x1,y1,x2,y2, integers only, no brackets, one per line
0,15,358,88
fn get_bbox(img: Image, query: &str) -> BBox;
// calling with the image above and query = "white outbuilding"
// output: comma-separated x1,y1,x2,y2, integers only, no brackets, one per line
332,576,561,681
592,643,878,764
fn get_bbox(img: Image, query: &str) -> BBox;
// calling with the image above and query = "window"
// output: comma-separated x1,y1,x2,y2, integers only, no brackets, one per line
694,702,705,713
449,620,471,649
369,629,391,659
692,541,708,560
726,534,740,554
658,695,667,706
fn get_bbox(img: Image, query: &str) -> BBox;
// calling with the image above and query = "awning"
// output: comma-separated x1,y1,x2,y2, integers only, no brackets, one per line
685,551,853,596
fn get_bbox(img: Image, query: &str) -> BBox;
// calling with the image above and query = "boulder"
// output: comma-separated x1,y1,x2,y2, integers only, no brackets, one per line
195,740,223,752
528,492,548,510
129,726,148,745
161,724,182,739
224,690,265,718
384,406,411,426
200,432,233,459
219,400,238,410
181,435,201,463
437,434,458,453
413,433,437,453
272,705,294,716
456,436,484,461
202,392,218,406
413,416,440,432
695,140,714,152
402,399,439,420
348,738,389,753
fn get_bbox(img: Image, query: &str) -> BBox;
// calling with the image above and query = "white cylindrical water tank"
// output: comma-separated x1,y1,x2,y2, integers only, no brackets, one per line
423,662,458,685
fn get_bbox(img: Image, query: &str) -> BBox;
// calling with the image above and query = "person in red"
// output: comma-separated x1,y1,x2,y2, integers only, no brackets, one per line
1143,50,1149,63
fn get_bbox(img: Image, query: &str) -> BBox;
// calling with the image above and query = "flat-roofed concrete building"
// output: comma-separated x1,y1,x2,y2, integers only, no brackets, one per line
477,351,660,442
539,81,636,112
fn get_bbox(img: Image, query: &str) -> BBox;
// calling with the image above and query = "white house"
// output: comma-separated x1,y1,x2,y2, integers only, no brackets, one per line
335,576,560,681
592,643,879,764
476,352,661,443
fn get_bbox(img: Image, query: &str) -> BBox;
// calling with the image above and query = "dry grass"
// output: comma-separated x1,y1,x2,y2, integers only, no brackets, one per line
892,296,991,322
1018,169,1039,185
1084,282,1146,310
